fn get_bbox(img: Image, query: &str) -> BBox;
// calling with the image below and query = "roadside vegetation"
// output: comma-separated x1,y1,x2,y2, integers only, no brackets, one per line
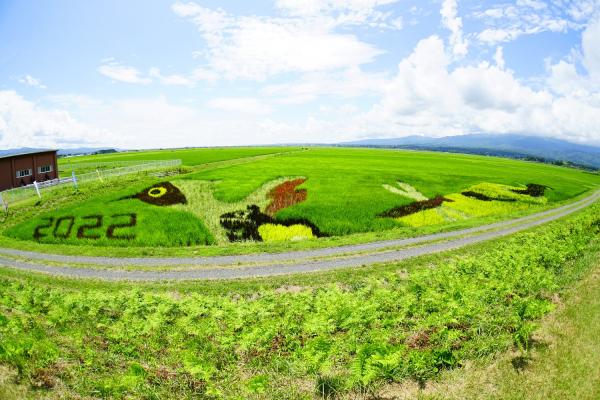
0,201,598,399
384,238,600,400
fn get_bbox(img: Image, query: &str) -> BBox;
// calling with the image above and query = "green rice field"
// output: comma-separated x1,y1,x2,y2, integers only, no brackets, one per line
3,147,600,252
58,146,300,174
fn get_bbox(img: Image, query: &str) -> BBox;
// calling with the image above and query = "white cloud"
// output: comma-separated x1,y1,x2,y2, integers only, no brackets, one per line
357,35,600,145
441,0,468,58
98,62,218,86
582,17,600,82
262,67,389,104
566,0,600,21
274,0,397,16
18,75,47,89
474,1,580,45
97,63,151,84
275,0,403,29
494,46,505,69
190,67,220,83
172,2,384,80
0,90,109,149
516,0,546,10
148,68,194,86
207,97,272,115
5,4,600,150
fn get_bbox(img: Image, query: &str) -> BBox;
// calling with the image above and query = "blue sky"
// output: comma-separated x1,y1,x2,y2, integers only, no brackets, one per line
1,0,599,149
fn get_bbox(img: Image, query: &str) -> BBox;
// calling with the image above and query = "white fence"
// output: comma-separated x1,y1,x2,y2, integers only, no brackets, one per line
0,159,181,205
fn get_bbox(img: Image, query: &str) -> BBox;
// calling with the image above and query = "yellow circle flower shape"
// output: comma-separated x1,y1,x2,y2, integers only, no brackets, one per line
148,186,168,198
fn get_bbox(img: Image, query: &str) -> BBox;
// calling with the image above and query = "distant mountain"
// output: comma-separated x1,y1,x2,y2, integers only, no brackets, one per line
340,134,600,170
58,147,117,156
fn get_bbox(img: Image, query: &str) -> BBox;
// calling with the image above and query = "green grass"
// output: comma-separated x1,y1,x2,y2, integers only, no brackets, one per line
3,147,600,253
0,202,599,399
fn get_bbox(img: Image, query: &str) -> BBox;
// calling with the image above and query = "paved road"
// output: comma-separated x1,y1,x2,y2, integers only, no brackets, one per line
0,190,598,281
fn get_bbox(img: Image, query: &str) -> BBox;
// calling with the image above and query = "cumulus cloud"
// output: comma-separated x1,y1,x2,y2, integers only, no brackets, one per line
359,35,600,144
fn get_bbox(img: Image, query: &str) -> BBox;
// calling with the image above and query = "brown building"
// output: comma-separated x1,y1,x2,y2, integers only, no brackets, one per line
0,149,59,191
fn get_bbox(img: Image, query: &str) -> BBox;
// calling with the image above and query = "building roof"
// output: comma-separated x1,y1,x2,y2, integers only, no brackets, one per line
0,148,58,160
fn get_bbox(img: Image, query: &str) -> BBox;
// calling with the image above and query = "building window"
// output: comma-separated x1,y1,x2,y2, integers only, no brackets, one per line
38,165,53,173
16,169,32,178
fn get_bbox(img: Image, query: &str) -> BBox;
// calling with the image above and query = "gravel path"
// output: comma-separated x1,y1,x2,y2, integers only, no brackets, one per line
0,190,598,281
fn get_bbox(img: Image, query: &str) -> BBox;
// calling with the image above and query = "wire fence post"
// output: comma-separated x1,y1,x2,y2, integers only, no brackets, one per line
72,171,79,191
33,181,41,199
0,193,7,216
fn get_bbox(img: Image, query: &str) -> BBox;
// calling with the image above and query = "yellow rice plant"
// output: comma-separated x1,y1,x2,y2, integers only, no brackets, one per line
258,223,315,242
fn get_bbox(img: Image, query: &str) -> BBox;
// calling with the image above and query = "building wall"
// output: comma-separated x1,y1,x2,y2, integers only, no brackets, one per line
0,159,12,192
33,153,58,182
13,156,36,187
0,151,58,192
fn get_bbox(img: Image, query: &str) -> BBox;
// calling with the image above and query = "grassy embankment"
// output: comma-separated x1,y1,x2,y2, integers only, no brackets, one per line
0,201,598,399
383,235,600,400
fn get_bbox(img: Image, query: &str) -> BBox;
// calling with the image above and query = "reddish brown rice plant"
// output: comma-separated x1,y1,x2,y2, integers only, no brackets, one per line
265,178,307,216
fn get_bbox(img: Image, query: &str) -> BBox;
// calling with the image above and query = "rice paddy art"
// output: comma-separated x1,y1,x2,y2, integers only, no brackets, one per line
217,178,321,242
511,183,547,197
380,181,551,228
379,196,454,218
33,214,137,241
9,143,591,250
383,181,428,201
123,182,187,206
265,178,307,216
